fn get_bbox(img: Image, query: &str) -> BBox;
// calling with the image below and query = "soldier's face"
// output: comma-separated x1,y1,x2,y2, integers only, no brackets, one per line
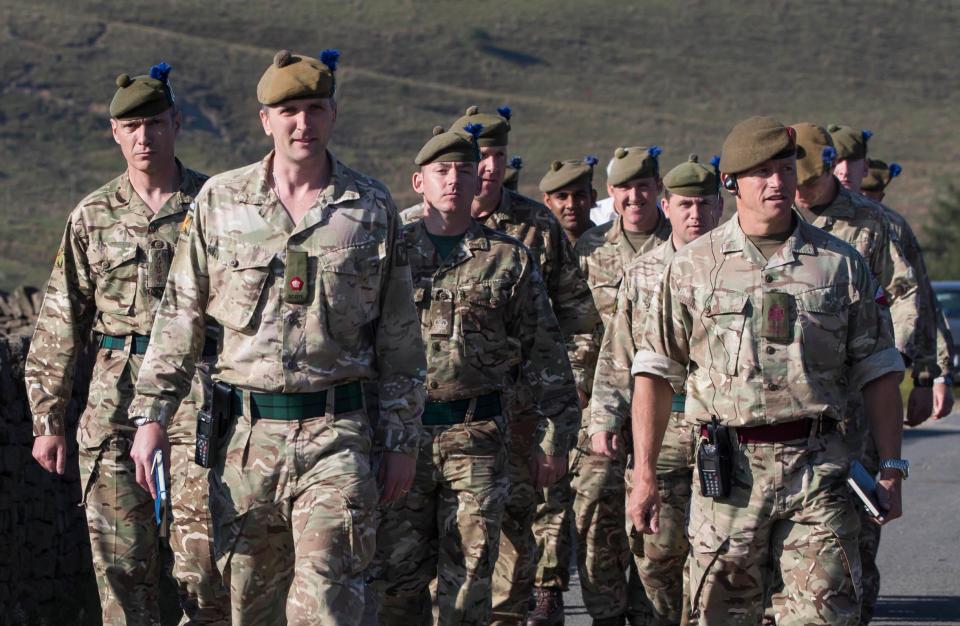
260,97,336,163
543,183,596,234
662,193,718,245
111,109,180,172
476,146,507,201
794,170,835,210
414,161,478,216
833,158,868,193
735,155,797,218
609,176,661,230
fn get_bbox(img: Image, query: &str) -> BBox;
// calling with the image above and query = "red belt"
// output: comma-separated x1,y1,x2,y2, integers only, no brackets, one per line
700,418,836,444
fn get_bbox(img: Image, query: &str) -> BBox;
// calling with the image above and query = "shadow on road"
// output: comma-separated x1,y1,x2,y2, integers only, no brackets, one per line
874,595,960,622
903,427,960,441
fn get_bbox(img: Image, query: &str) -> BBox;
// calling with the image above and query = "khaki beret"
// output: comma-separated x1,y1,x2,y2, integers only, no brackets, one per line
257,49,339,106
414,124,481,166
719,116,796,176
791,123,837,186
504,156,522,191
450,105,511,147
861,159,902,193
539,156,598,193
827,124,872,161
663,154,719,197
607,146,662,186
109,62,175,120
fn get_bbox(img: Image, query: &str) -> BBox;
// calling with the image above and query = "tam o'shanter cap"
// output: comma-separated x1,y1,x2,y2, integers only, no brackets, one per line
257,49,339,106
414,124,482,166
450,105,511,147
110,62,175,119
607,146,662,186
663,154,719,196
719,116,796,176
827,124,872,161
791,122,836,185
862,159,902,192
504,156,522,190
539,155,598,193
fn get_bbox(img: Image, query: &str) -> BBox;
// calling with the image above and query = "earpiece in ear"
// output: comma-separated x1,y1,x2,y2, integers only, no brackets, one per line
723,176,738,192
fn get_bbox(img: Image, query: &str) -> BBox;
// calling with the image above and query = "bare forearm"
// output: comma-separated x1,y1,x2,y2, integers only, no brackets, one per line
863,371,904,461
630,373,674,481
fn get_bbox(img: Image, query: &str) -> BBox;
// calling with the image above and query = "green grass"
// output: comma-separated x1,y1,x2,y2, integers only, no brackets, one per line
2,0,958,288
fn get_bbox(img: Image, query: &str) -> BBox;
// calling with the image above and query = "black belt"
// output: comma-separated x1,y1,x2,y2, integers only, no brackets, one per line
100,334,218,357
231,381,364,420
421,392,501,426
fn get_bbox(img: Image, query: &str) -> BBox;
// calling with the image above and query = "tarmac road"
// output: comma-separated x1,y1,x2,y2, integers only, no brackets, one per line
561,415,960,625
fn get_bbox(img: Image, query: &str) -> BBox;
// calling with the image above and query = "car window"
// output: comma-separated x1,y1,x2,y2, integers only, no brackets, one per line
935,289,960,318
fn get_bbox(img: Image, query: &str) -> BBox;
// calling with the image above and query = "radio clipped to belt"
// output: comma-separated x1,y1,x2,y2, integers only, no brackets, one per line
195,382,234,468
698,415,734,498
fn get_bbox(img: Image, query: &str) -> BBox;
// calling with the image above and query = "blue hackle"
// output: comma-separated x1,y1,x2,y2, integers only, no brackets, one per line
710,155,721,169
585,155,599,167
497,105,512,120
149,61,172,83
862,129,873,142
509,156,523,170
648,146,663,159
464,123,484,139
889,163,902,178
822,146,837,166
319,49,340,71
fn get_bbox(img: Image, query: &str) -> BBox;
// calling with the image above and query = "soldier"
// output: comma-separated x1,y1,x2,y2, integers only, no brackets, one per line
539,156,599,243
860,159,901,204
628,115,907,625
126,50,427,625
372,124,579,625
505,156,523,191
560,146,672,626
590,154,721,625
402,105,597,626
828,125,954,625
25,64,230,624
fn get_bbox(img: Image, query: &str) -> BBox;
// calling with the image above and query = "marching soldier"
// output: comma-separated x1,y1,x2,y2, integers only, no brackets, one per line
539,156,599,244
372,125,579,625
629,116,907,625
126,50,427,625
25,64,229,624
402,105,597,626
590,154,721,625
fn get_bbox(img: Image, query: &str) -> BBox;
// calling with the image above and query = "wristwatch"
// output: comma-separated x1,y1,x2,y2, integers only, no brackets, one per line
879,458,909,480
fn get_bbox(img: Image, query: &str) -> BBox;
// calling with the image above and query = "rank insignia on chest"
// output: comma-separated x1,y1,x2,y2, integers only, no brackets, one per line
290,276,304,291
762,291,792,341
283,250,309,304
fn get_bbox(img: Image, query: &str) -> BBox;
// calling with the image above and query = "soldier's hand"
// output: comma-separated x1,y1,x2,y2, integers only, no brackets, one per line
875,472,903,525
590,431,620,459
628,471,660,534
32,435,67,475
577,388,589,409
905,387,933,427
130,422,169,498
378,451,416,504
932,382,954,419
531,452,567,488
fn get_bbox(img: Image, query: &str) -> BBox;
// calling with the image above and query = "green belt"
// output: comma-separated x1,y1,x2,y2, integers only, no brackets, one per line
232,381,363,420
421,392,502,426
100,334,218,357
672,393,686,414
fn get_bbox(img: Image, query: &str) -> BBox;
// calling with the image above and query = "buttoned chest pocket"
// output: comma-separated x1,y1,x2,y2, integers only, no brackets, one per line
699,294,749,376
459,283,511,361
590,275,623,326
318,242,385,339
89,242,139,316
207,242,274,331
796,287,848,370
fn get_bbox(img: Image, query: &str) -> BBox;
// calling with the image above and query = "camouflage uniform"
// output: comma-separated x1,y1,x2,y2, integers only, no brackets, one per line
403,188,598,624
129,152,427,626
373,220,580,625
558,213,671,621
25,165,230,625
633,214,904,625
590,239,693,625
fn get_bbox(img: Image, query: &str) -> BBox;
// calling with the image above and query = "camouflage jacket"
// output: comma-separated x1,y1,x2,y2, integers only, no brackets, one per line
588,239,676,436
797,183,924,372
129,152,427,456
402,188,599,402
879,202,950,378
632,213,904,427
26,163,207,437
402,219,580,455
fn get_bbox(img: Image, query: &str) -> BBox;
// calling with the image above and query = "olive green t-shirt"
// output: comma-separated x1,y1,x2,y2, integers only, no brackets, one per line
623,228,654,254
427,232,466,260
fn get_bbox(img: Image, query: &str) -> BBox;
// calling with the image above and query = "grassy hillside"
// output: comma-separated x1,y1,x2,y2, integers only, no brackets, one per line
1,0,958,289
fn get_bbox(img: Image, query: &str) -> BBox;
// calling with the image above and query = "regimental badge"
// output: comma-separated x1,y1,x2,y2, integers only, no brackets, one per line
54,247,65,268
179,212,193,235
290,276,304,291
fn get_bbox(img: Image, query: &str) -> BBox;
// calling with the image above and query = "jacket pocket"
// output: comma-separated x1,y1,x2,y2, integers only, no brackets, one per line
90,242,139,316
701,293,749,375
207,241,274,331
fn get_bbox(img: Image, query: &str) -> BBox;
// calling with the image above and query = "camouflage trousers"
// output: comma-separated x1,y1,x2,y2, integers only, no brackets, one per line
210,406,378,626
857,432,882,625
689,428,861,626
630,417,694,626
373,414,510,625
532,456,574,590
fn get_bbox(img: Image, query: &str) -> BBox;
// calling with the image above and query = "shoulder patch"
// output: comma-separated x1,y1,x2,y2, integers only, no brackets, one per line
179,211,193,236
54,247,65,268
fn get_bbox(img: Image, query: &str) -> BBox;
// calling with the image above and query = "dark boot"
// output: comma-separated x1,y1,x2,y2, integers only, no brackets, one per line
526,587,564,626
